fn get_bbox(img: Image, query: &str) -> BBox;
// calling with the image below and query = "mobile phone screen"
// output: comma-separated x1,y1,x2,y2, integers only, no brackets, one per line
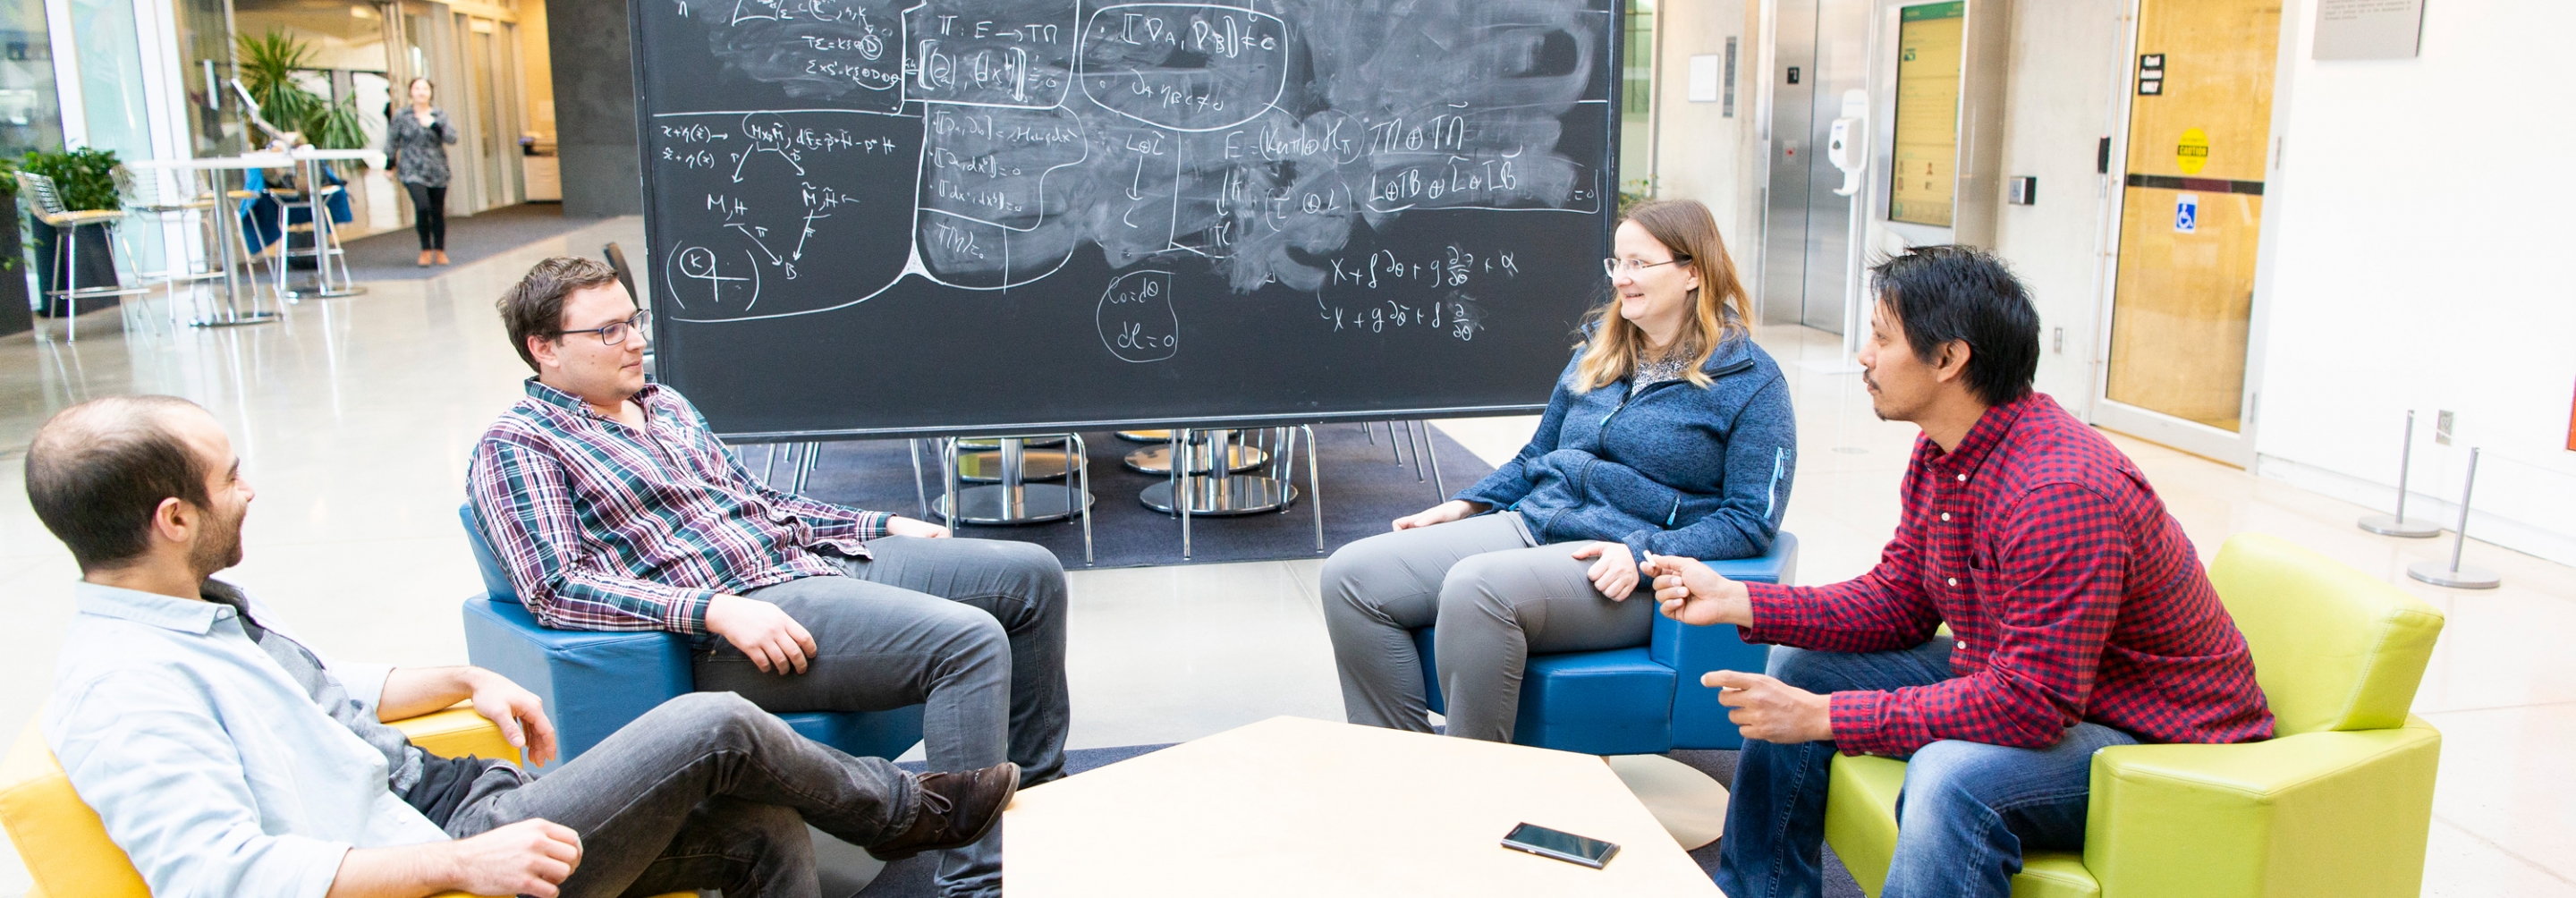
1502,822,1620,868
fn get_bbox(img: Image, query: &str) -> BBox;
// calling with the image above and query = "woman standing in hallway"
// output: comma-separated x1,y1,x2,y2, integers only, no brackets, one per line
1323,199,1799,743
386,77,457,267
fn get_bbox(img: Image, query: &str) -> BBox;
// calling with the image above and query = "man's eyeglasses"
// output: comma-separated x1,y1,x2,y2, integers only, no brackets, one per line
561,310,651,346
1604,256,1690,278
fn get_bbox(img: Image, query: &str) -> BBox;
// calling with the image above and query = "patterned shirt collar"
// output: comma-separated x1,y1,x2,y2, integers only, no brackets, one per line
522,377,667,419
1924,392,2038,474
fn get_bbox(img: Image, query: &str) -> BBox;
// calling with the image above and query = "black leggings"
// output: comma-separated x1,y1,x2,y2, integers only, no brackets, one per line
405,182,447,250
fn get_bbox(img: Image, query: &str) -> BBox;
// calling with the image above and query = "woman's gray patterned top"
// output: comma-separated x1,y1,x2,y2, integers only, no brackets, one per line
386,106,458,187
1630,350,1693,395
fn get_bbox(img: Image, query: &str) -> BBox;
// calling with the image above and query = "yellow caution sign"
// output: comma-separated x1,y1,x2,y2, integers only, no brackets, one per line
2177,128,2210,174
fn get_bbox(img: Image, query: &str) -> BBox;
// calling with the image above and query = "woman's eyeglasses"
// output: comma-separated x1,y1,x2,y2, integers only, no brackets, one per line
1604,256,1690,278
561,310,651,346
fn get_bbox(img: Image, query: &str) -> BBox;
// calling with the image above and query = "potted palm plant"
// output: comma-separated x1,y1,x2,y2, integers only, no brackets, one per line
20,147,122,317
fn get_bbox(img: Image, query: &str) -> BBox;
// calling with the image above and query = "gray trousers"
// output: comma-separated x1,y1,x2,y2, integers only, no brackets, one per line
1321,513,1655,742
699,536,1071,898
446,691,918,898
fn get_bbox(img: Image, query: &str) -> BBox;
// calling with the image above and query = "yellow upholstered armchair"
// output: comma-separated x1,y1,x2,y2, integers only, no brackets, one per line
0,704,647,898
1823,532,2446,898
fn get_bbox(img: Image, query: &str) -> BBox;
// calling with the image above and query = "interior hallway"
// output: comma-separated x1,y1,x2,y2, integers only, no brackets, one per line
1,216,2568,896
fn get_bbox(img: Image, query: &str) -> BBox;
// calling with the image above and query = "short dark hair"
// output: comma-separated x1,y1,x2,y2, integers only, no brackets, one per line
497,256,623,371
1869,245,2039,407
23,396,215,571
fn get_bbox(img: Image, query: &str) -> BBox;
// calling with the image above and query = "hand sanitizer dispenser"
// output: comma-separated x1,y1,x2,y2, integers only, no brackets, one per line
1826,89,1868,197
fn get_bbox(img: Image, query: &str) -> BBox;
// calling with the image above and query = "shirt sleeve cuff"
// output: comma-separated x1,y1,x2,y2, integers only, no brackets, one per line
327,662,395,712
853,510,894,540
1737,581,1793,644
1827,690,1894,757
669,590,716,635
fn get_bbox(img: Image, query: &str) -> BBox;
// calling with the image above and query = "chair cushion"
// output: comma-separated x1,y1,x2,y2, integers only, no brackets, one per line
390,705,524,764
1826,754,2102,898
2207,534,2444,735
1514,648,1677,755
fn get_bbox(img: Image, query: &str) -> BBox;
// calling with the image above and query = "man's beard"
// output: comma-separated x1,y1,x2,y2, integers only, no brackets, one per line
190,504,245,578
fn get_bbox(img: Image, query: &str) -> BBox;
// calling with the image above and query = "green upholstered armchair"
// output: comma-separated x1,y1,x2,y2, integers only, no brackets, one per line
1821,533,2446,898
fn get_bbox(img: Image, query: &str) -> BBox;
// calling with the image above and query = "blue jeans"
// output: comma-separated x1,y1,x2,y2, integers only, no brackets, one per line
1714,640,2139,898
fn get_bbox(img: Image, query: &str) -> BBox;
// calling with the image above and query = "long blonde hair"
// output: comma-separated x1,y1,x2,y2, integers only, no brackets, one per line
1571,199,1754,392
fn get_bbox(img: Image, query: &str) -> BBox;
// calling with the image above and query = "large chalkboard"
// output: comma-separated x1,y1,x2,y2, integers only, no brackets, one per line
631,0,1621,439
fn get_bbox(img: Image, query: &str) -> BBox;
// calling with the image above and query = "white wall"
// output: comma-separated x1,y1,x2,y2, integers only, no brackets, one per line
2253,0,2576,565
1650,0,1760,274
1989,0,2122,411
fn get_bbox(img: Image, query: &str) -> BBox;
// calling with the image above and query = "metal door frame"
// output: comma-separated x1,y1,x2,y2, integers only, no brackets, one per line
2087,0,2302,469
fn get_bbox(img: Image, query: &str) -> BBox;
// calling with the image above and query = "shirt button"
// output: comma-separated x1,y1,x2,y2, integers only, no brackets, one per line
1940,513,1952,521
1957,640,1969,650
1947,577,1959,587
1956,473,1968,482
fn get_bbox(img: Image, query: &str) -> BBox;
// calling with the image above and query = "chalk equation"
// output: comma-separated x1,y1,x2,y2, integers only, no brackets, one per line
640,0,1610,330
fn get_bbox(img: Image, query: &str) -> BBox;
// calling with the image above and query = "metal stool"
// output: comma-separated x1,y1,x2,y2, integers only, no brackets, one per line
955,436,1082,483
121,166,255,328
18,171,148,342
266,174,358,300
1364,420,1447,499
931,435,1095,564
1142,426,1324,559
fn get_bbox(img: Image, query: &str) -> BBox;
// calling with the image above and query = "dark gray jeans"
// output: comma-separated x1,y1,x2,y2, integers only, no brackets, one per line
445,691,919,898
1321,512,1656,742
698,536,1071,898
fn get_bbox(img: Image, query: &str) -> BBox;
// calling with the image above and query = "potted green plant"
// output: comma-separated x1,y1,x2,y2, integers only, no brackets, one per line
238,30,369,150
19,147,122,317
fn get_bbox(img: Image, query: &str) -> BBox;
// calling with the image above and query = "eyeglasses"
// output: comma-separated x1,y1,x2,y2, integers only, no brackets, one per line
1604,256,1690,278
561,309,650,346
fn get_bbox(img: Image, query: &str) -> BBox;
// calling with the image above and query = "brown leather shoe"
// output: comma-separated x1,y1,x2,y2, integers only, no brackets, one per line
867,762,1020,861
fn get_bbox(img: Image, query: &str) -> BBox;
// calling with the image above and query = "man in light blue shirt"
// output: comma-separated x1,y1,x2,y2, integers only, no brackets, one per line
27,395,1022,898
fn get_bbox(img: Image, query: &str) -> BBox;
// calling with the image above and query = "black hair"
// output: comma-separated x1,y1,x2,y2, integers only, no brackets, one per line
1868,245,2039,407
23,396,216,572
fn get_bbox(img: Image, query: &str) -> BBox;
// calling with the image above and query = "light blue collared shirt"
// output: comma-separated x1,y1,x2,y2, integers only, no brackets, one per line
43,580,449,898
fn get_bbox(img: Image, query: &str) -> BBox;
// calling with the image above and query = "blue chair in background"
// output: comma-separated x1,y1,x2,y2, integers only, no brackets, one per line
1411,532,1798,755
457,505,926,773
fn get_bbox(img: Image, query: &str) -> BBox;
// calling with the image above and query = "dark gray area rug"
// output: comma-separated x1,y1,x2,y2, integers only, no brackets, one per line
342,202,596,281
785,425,1495,568
850,744,1864,897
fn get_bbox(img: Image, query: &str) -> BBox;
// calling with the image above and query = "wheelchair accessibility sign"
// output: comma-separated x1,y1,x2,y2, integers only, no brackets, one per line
2174,193,2199,233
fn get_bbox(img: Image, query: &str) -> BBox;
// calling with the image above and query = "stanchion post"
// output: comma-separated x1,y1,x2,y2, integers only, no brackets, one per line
2406,447,2501,589
2360,411,2440,538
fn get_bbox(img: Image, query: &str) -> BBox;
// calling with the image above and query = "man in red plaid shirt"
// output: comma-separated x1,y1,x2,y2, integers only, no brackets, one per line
1650,246,2273,898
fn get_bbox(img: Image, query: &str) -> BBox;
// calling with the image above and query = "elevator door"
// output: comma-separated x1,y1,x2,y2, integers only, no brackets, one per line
1761,0,1871,332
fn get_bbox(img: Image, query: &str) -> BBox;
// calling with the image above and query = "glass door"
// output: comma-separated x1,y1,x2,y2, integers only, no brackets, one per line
2096,0,2283,466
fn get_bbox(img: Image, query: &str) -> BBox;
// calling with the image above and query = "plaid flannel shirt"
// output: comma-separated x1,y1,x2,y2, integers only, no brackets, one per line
1741,393,2274,757
466,379,890,634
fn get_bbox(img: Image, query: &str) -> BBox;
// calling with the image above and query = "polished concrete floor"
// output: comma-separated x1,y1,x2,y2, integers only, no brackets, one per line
2,216,2569,896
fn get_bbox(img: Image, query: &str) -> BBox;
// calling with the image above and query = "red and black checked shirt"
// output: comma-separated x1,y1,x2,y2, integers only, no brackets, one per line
1741,393,2274,757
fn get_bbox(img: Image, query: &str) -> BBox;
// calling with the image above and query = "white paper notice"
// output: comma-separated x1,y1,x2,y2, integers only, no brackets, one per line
1689,55,1720,103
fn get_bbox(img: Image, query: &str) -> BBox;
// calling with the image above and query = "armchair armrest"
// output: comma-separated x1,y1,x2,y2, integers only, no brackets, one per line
1653,533,1798,750
2083,717,2441,898
390,704,523,765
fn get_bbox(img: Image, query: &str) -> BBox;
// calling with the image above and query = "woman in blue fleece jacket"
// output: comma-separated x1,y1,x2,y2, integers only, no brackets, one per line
1323,199,1798,742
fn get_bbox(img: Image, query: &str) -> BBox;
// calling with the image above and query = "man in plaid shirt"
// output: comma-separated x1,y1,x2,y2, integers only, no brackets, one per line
465,258,1067,898
1650,246,2272,898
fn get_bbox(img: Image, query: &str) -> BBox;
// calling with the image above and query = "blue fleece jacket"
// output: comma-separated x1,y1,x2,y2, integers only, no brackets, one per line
1453,332,1797,561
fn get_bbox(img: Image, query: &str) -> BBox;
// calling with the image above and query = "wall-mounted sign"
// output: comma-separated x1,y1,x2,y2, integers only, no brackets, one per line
2315,0,2426,60
2137,53,2165,96
2174,193,2199,233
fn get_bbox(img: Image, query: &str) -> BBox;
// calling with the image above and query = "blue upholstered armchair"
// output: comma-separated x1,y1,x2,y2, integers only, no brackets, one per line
1411,533,1798,755
456,505,925,773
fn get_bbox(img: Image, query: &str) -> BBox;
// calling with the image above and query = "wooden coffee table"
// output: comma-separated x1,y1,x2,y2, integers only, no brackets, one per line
1004,716,1722,896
